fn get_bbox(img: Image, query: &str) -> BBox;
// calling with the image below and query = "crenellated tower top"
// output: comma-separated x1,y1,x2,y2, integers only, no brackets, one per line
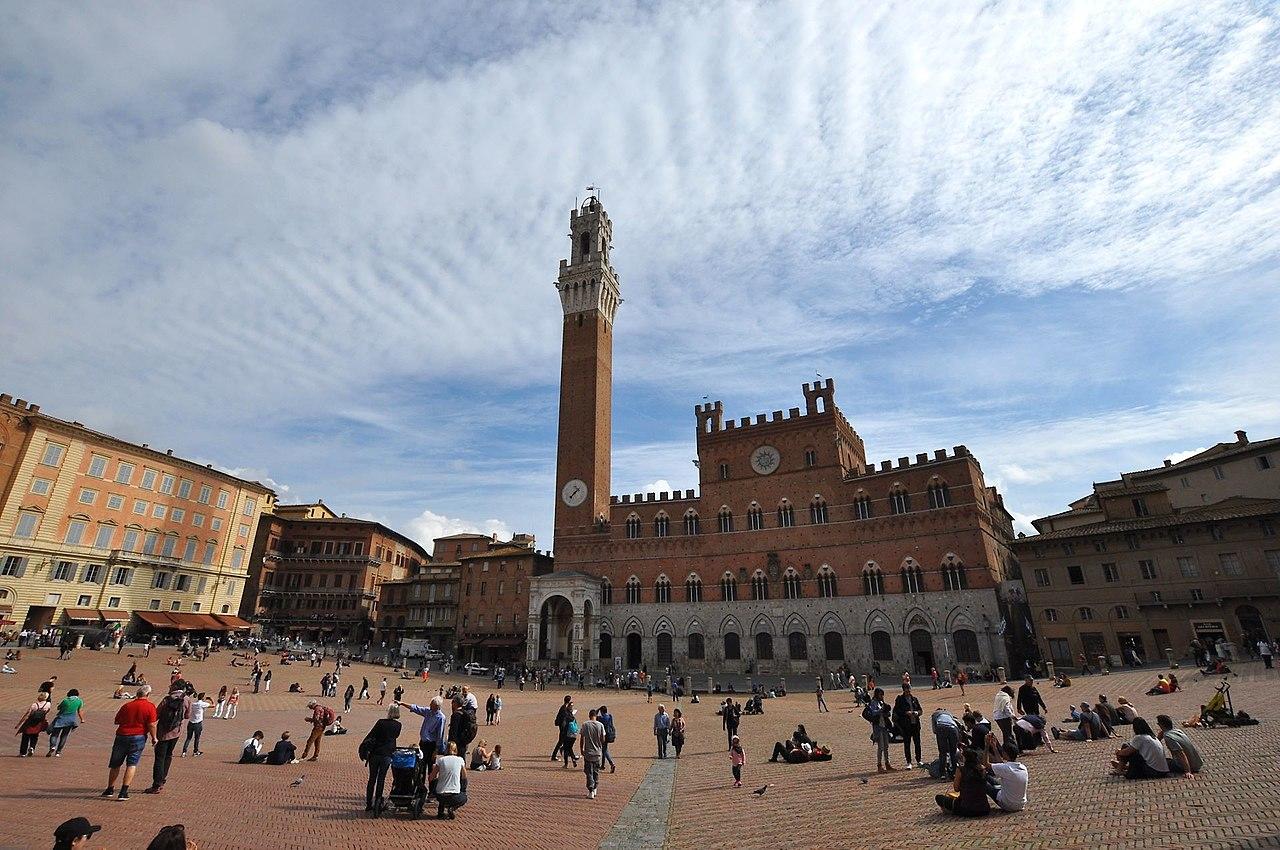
556,196,621,325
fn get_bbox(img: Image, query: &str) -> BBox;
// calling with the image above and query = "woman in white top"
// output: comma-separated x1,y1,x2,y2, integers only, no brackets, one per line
1110,717,1169,779
182,692,212,757
430,741,468,819
991,685,1017,748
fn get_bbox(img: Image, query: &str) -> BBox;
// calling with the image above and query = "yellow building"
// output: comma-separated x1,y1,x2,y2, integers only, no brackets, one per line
0,392,274,637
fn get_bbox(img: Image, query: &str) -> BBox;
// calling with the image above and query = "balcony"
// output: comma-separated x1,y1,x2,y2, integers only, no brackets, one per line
111,548,182,568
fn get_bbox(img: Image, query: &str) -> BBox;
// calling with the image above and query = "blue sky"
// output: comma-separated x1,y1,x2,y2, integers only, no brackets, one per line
3,1,1278,549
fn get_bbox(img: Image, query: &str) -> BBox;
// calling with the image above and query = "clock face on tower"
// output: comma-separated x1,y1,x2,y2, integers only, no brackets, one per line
561,479,588,507
750,445,781,475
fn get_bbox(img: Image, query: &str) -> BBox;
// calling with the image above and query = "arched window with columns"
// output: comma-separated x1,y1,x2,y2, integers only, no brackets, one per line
625,514,641,539
783,569,802,600
817,566,838,598
654,513,670,538
810,496,829,524
862,563,884,596
625,576,641,604
901,560,923,594
889,487,911,515
654,575,672,604
927,481,951,509
720,572,738,602
750,570,769,601
717,507,734,533
747,503,764,531
777,500,795,528
601,578,612,605
685,573,703,603
683,510,700,535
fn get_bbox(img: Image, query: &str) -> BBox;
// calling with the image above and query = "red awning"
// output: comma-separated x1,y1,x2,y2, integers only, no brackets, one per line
134,611,179,629
63,608,101,622
213,614,251,630
164,613,215,631
99,610,130,622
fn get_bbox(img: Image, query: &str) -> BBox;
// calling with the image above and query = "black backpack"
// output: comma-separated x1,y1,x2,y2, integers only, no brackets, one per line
455,710,477,747
158,695,184,732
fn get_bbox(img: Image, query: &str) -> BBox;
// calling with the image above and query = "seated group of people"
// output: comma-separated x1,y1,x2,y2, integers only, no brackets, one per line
741,694,765,715
468,740,502,771
1052,672,1072,688
3,649,21,661
1146,674,1180,696
936,743,1028,817
768,725,832,763
1110,715,1203,779
324,716,347,735
120,664,146,686
240,731,300,764
1051,695,1137,742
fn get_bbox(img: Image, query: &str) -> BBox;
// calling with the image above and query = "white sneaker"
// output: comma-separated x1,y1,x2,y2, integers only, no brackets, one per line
905,762,914,770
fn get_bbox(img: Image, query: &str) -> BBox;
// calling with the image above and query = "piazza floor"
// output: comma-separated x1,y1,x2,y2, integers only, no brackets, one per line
1,648,1278,849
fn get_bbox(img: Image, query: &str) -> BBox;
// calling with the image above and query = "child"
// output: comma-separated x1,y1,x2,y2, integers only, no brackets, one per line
488,743,502,770
730,735,746,787
227,688,240,719
214,685,228,718
264,669,272,692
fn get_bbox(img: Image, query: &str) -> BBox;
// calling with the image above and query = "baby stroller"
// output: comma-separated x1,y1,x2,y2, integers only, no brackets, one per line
1200,680,1258,728
382,746,428,819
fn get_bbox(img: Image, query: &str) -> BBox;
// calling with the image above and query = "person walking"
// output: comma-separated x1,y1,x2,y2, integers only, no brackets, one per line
300,700,334,762
893,683,923,769
1016,676,1047,718
551,695,574,763
377,677,387,706
671,707,686,758
181,692,210,757
344,683,355,713
816,679,829,713
213,685,228,719
723,698,741,750
448,696,478,765
1259,638,1274,669
359,677,370,701
598,704,617,773
101,685,158,801
252,668,261,694
493,694,502,726
580,707,606,799
264,669,272,693
145,682,191,794
46,688,85,757
16,690,53,756
653,704,671,759
730,735,746,788
361,704,401,815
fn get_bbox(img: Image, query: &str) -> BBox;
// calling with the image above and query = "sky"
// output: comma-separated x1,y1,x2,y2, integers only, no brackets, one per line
3,1,1279,551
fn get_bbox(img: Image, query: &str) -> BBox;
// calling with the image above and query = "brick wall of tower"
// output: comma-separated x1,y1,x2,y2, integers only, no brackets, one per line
554,309,612,531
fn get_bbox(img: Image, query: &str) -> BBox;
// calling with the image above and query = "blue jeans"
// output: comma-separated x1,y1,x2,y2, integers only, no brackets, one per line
109,734,146,768
656,730,669,759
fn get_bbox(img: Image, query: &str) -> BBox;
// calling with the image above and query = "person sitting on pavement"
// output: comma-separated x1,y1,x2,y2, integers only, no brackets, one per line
1115,697,1138,724
324,715,347,735
1051,703,1104,742
239,731,267,764
769,724,816,762
1146,675,1174,696
1156,714,1202,777
265,731,298,765
987,742,1029,812
935,747,991,817
1053,672,1072,688
1013,714,1056,753
1110,717,1170,779
1093,702,1121,739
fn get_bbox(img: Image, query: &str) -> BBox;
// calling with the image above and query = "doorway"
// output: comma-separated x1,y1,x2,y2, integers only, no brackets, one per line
1236,605,1266,641
626,633,642,670
22,605,55,632
909,629,934,675
538,595,573,661
1080,632,1108,664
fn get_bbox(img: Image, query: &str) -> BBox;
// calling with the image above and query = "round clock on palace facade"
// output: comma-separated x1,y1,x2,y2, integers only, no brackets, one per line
750,445,781,475
561,478,588,507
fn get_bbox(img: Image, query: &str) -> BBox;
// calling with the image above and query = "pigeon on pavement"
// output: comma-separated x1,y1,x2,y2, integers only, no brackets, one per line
860,777,870,784
752,784,770,797
290,774,306,787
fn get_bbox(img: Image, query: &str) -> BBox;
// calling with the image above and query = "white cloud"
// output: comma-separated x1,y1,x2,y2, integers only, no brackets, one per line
210,465,291,498
1165,447,1210,465
643,479,674,495
405,509,511,550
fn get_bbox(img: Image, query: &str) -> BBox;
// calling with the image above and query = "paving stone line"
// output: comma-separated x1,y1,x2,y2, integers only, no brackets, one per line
600,757,677,850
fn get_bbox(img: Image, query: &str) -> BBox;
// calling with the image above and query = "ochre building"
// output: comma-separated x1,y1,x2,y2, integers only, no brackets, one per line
243,501,429,644
0,393,271,637
529,200,1030,678
1014,431,1280,668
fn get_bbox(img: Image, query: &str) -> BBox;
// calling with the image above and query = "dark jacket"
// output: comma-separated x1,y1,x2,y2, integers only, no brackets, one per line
892,693,922,729
265,738,298,765
1016,683,1047,716
363,718,401,762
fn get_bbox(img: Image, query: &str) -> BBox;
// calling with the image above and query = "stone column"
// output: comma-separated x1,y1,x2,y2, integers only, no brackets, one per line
570,612,585,668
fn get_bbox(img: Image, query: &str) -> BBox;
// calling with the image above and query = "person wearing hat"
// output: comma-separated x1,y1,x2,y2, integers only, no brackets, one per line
53,817,100,850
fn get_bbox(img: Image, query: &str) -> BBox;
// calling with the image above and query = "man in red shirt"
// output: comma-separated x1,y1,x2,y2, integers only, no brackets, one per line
300,700,331,761
102,684,158,801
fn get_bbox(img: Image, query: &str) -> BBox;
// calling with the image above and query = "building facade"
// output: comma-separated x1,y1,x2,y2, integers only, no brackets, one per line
530,199,1029,678
243,501,429,644
0,392,272,636
455,533,553,665
376,561,461,655
1015,431,1280,668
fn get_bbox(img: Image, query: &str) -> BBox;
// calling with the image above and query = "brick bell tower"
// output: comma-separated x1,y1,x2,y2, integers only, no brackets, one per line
553,196,621,540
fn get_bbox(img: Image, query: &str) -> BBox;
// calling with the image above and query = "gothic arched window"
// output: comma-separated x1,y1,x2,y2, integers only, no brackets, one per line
862,563,884,596
890,488,911,515
901,563,923,594
928,482,951,509
601,578,612,605
625,515,641,539
625,576,641,604
783,569,802,600
817,566,837,598
777,500,795,528
717,507,734,533
655,575,672,604
683,510,700,535
750,570,768,601
720,572,738,602
654,513,670,538
685,573,703,603
854,494,873,520
810,496,829,524
747,503,764,531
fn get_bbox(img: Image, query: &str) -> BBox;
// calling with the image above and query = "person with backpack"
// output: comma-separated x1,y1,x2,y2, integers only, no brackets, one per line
15,689,52,756
300,700,335,761
598,705,617,773
145,682,191,794
46,688,85,757
559,707,581,768
448,696,478,764
863,686,895,773
551,695,574,763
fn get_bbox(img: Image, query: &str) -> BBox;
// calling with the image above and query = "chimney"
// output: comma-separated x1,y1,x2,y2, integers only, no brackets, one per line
1163,459,1172,467
166,449,173,455
1235,429,1248,444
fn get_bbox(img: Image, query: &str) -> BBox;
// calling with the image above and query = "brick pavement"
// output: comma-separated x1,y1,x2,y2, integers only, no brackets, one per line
666,666,1280,850
4,650,1280,849
0,649,655,850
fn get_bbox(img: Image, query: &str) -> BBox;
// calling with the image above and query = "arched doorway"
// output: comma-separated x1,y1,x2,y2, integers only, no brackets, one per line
626,633,642,670
599,632,613,663
910,629,934,675
1237,605,1267,641
538,595,573,661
